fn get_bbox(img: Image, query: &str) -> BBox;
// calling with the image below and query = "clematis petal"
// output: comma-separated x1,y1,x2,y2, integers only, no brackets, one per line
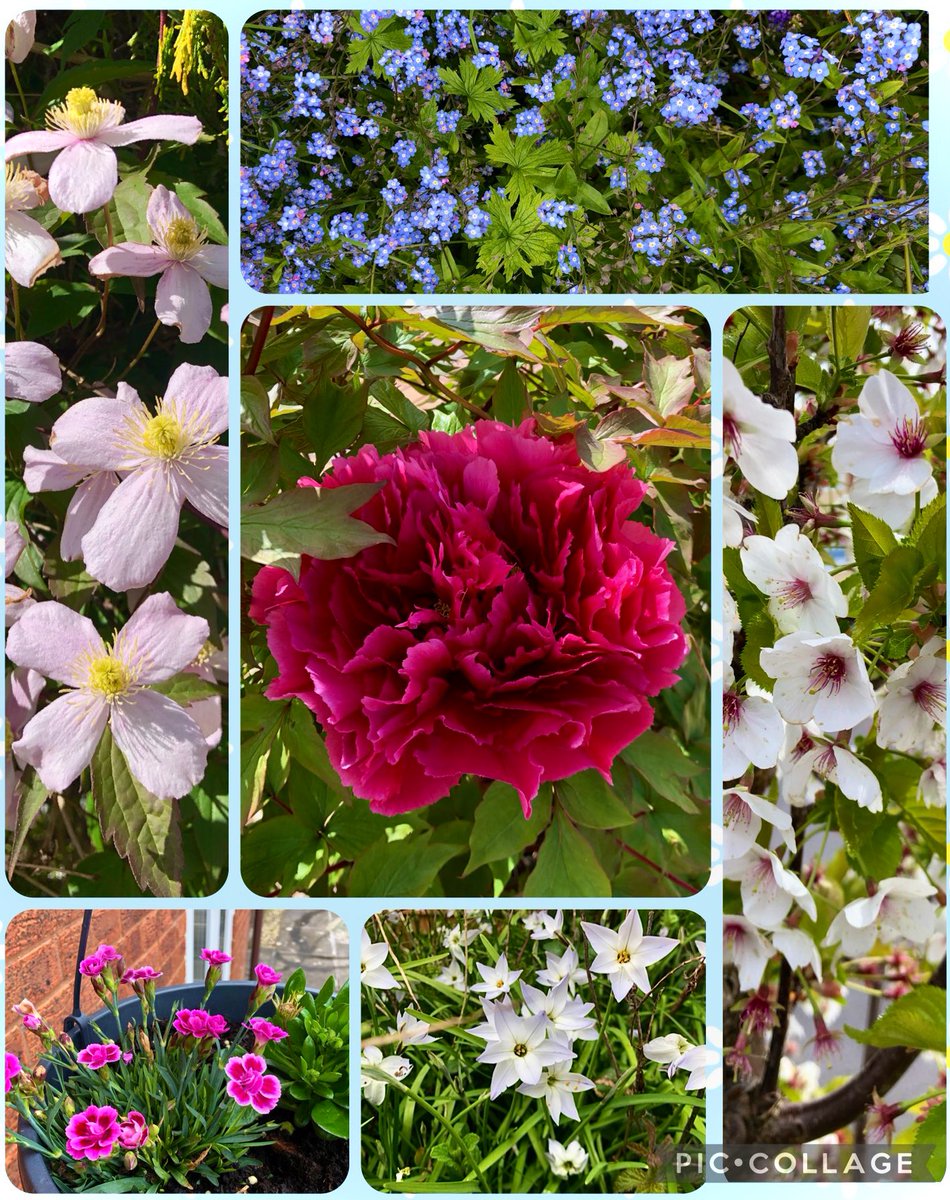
190,244,228,288
110,689,208,798
98,114,202,148
13,691,109,793
114,592,209,683
6,600,105,684
163,363,228,437
4,521,25,576
47,139,118,213
62,472,120,560
51,395,145,470
6,12,36,63
178,446,228,526
146,183,192,231
6,666,45,733
5,209,63,288
4,128,72,157
155,261,212,343
88,242,171,279
80,465,183,591
23,446,87,493
4,340,61,403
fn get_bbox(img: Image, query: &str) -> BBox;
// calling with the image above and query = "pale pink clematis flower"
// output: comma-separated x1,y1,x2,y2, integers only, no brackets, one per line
6,340,61,403
22,446,118,562
6,592,210,798
5,163,62,286
5,664,44,823
5,87,201,214
5,13,35,63
88,186,227,344
46,364,227,590
5,520,35,626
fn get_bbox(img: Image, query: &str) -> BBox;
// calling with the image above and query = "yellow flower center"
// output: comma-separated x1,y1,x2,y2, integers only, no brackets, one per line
46,87,125,138
942,231,950,256
5,163,38,211
162,215,205,260
86,656,131,700
616,949,631,965
142,412,188,459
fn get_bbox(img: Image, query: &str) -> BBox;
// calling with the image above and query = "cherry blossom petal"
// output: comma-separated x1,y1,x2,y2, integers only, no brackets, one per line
98,114,202,148
5,209,63,288
110,689,208,797
51,395,144,470
114,592,209,683
47,139,118,213
12,691,109,792
5,340,61,403
62,473,120,560
164,363,228,436
178,446,228,526
4,128,73,157
80,465,183,590
831,747,882,813
190,244,228,288
6,600,105,684
23,446,86,493
88,242,171,279
155,261,212,343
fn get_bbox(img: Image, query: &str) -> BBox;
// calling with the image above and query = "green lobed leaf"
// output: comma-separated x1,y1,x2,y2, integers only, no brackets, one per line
7,771,49,880
241,375,274,445
349,831,461,896
90,727,183,898
908,493,946,579
845,986,945,1054
524,808,611,896
240,481,393,572
301,380,367,471
643,351,696,416
914,1101,946,1182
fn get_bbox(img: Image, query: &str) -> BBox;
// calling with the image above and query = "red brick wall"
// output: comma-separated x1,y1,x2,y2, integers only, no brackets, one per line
5,909,188,1188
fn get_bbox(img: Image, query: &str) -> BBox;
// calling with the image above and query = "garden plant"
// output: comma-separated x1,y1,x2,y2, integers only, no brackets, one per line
722,304,945,1170
4,10,229,898
5,942,350,1192
240,304,710,898
241,8,927,295
360,908,708,1193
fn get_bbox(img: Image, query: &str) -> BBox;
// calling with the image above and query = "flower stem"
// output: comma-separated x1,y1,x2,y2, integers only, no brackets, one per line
11,279,24,340
8,60,29,123
123,318,162,376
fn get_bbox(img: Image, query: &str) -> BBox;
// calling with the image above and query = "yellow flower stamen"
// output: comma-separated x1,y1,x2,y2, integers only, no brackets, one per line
46,87,125,138
142,412,189,460
85,656,132,700
161,214,206,260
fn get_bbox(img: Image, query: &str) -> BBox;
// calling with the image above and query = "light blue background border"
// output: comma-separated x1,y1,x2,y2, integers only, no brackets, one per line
1,2,946,1196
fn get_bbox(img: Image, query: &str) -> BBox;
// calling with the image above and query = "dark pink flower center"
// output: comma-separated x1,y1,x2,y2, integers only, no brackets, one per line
723,412,741,456
809,651,847,694
774,576,813,609
890,416,926,459
723,692,743,731
791,731,816,760
912,679,946,720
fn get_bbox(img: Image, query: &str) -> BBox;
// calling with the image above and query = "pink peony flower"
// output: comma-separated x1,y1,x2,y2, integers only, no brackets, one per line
5,88,201,214
224,1053,282,1114
254,963,281,986
5,1053,20,1093
5,164,62,287
246,1017,288,1044
7,592,210,797
76,1042,121,1070
250,419,688,815
88,185,227,344
64,1104,120,1161
41,364,227,590
201,948,232,966
5,339,61,403
172,1007,229,1039
117,1110,149,1150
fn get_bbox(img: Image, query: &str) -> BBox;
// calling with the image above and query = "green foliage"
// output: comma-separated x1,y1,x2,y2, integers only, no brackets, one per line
266,976,349,1138
846,987,946,1054
241,306,711,899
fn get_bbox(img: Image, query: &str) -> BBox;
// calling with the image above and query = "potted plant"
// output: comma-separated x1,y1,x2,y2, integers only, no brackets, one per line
6,943,349,1193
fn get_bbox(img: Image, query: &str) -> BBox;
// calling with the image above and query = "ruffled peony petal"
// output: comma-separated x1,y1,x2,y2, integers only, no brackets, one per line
6,600,105,684
114,592,209,683
88,242,171,279
80,464,183,591
110,688,208,798
155,261,212,343
12,691,109,793
5,340,61,403
62,472,120,560
47,139,118,213
5,209,63,288
178,445,228,526
98,114,202,148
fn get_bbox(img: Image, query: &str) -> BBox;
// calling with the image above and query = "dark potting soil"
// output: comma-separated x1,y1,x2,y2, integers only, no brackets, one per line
213,1125,348,1194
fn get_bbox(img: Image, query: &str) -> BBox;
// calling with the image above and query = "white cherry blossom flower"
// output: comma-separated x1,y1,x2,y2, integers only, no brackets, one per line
826,876,938,957
740,525,847,636
545,1138,589,1179
723,358,798,499
518,1060,594,1124
724,494,754,547
783,729,882,812
723,672,785,781
723,916,773,992
361,1045,412,1106
723,790,795,860
760,631,876,733
877,637,946,753
771,927,823,981
723,587,740,668
724,846,817,928
580,911,678,1000
361,930,398,990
